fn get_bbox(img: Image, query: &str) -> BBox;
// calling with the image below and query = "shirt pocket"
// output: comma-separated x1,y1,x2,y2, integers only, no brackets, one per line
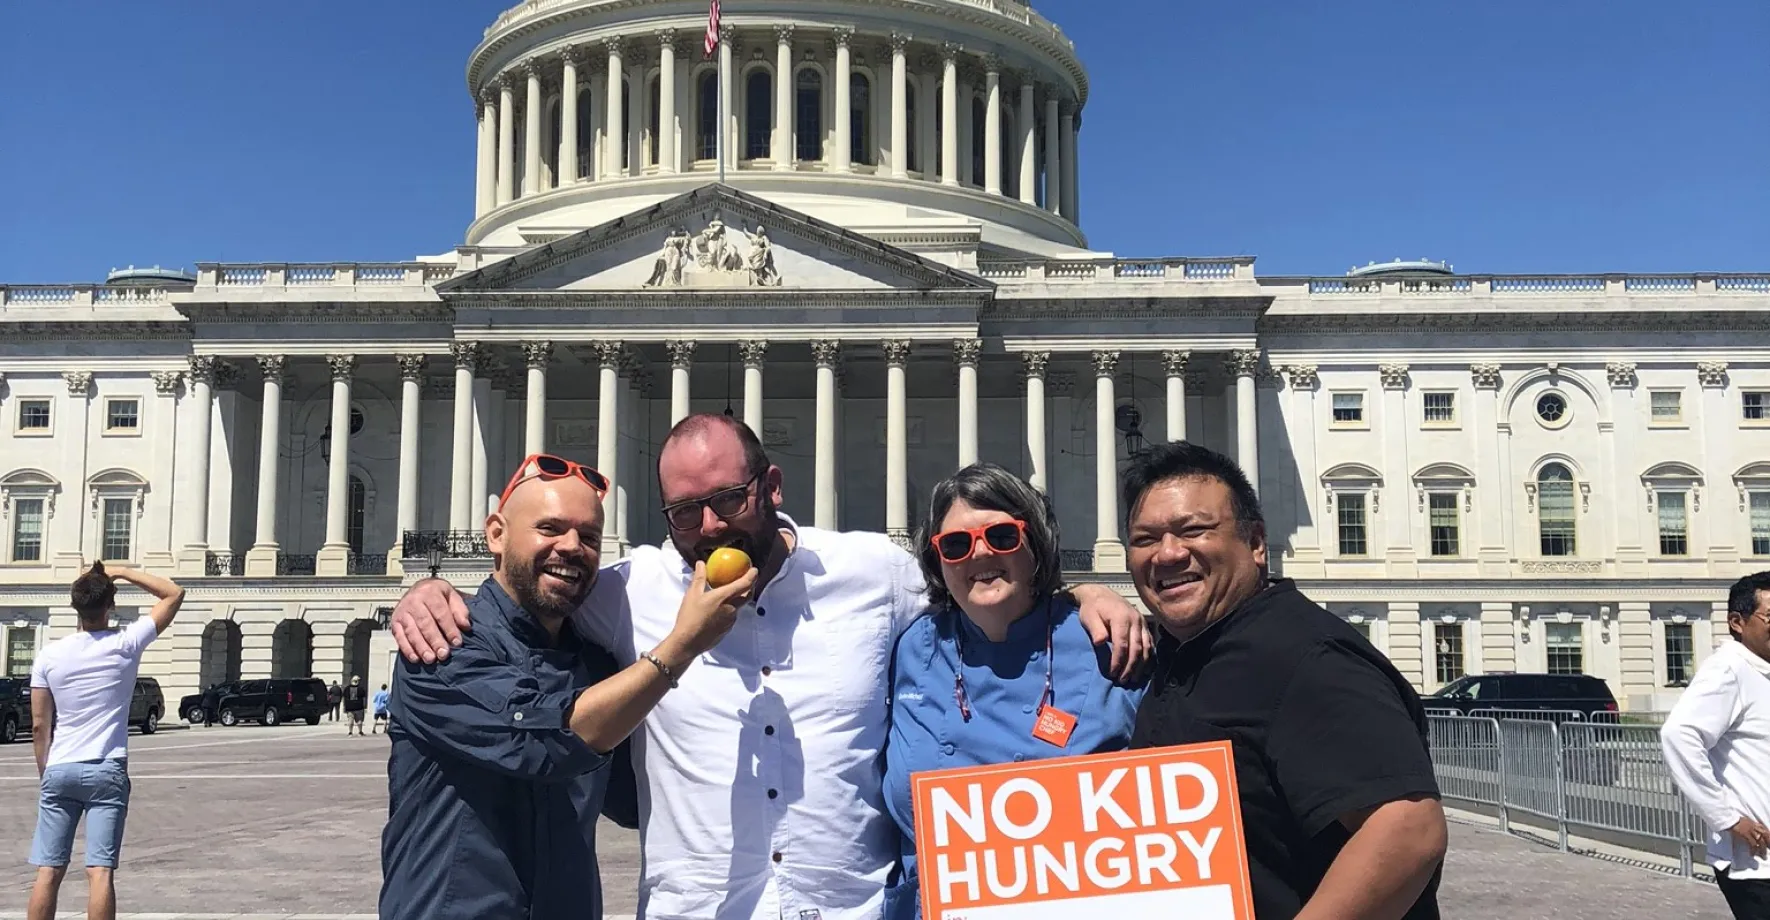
812,616,893,713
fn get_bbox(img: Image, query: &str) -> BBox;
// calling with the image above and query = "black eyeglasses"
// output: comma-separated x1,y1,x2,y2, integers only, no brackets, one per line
660,473,761,531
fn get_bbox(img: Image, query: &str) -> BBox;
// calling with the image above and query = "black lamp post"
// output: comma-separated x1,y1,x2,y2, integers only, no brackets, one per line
427,543,443,579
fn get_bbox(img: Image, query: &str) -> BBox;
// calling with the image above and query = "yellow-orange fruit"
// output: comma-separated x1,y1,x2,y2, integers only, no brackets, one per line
705,547,753,588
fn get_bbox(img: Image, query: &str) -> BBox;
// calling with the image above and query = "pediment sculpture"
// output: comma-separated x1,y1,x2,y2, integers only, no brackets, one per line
644,218,782,289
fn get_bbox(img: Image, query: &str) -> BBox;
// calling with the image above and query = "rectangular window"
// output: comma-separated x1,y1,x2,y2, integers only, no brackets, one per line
1331,392,1365,425
1337,493,1368,556
1752,492,1770,556
1745,391,1767,423
105,399,139,432
1539,481,1578,557
1546,622,1584,675
1422,392,1456,425
1346,620,1371,643
5,627,36,679
102,497,132,560
1658,491,1689,556
1650,390,1683,424
1428,492,1460,556
1434,624,1465,685
17,399,50,432
1665,623,1694,686
11,498,44,563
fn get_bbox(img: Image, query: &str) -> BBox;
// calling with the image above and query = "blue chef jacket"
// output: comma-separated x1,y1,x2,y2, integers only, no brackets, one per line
880,596,1148,919
380,577,620,920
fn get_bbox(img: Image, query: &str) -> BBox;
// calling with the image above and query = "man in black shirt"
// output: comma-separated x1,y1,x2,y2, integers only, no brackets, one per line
1121,441,1447,920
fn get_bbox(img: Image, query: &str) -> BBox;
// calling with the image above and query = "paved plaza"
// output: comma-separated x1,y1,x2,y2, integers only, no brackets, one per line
0,725,1736,918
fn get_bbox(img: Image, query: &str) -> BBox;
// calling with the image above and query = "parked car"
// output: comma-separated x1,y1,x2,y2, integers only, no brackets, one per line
181,680,246,725
129,677,164,735
1428,672,1619,720
0,677,33,744
215,678,329,727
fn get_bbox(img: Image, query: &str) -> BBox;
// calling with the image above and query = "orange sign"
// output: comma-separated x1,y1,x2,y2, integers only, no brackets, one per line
910,742,1254,920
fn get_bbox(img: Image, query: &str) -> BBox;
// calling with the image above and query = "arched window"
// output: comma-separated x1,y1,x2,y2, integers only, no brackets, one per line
904,79,919,173
1538,464,1577,556
795,68,823,162
576,89,595,179
971,96,987,186
348,475,366,556
648,75,661,167
851,73,873,165
697,70,719,161
745,70,772,160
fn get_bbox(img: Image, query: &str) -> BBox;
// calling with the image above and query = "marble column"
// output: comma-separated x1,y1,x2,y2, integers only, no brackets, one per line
740,340,767,435
559,48,581,185
940,44,960,187
983,59,1003,195
594,342,623,556
1059,104,1077,221
889,33,909,179
1043,93,1061,213
832,28,853,173
497,77,516,205
667,340,695,424
1162,350,1189,443
885,341,911,547
1091,350,1124,571
393,355,425,563
1017,80,1037,205
176,356,217,574
812,340,841,529
448,343,479,531
617,356,637,553
773,26,794,169
244,356,284,576
523,342,552,457
657,32,677,174
1022,352,1049,491
954,339,981,467
523,60,544,195
475,91,496,216
718,25,736,172
604,39,625,179
1229,350,1260,492
316,355,356,576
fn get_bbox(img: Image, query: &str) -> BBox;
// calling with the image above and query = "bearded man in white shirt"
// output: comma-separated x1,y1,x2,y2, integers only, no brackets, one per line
1662,570,1770,918
392,413,1153,920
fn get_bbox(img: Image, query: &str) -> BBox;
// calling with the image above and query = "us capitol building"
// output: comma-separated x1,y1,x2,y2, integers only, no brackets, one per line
1,0,1766,724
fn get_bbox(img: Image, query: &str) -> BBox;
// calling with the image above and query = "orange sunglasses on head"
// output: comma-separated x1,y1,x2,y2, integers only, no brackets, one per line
930,519,1028,563
498,453,611,509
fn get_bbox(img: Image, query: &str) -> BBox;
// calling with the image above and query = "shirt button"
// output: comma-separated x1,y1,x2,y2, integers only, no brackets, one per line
1022,704,1034,714
772,852,783,863
941,743,955,756
757,607,767,617
761,666,772,676
513,712,524,722
765,725,775,735
768,788,779,799
1013,754,1026,762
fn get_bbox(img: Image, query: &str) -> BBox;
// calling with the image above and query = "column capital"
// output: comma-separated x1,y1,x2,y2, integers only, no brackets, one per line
1283,364,1319,390
1379,363,1410,390
889,31,912,53
719,23,737,45
983,52,1003,75
477,85,497,107
326,355,357,381
496,70,520,92
593,341,626,368
883,340,912,367
952,338,983,368
522,341,554,369
739,339,769,368
775,24,795,45
450,342,484,374
397,354,428,380
1159,349,1190,376
940,40,963,62
560,43,586,67
1225,349,1260,379
62,371,93,397
654,28,677,51
257,354,287,381
187,355,219,387
520,58,545,80
1698,361,1729,388
1090,350,1119,378
1605,361,1637,389
602,35,627,56
811,340,842,368
666,339,697,370
1020,350,1050,378
150,370,182,397
832,25,855,47
1470,363,1502,389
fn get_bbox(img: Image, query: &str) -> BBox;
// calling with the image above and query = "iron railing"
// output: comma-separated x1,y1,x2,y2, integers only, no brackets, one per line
1059,549,1094,570
204,551,245,576
276,554,317,576
402,530,491,559
347,553,388,576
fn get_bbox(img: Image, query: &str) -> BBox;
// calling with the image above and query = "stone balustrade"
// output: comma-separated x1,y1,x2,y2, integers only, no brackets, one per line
191,262,457,290
0,285,173,306
485,0,1074,49
977,257,1256,284
1282,273,1770,300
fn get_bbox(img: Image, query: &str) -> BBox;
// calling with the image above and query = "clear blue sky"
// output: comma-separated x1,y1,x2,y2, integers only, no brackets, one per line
2,0,1765,280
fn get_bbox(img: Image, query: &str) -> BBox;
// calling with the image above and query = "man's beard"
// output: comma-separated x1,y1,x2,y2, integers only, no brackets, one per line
675,494,779,573
504,553,594,619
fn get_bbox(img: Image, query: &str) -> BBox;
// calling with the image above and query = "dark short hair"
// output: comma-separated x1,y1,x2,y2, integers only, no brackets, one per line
1121,441,1265,544
659,413,770,483
1729,571,1770,619
914,463,1063,611
70,561,116,620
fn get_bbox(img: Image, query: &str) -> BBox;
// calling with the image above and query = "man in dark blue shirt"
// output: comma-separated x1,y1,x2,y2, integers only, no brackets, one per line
380,454,757,920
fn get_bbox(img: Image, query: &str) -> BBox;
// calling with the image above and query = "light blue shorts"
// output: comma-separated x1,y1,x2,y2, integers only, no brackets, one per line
30,758,132,869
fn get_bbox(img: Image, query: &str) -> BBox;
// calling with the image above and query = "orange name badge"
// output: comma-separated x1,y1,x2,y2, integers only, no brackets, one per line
1032,704,1077,748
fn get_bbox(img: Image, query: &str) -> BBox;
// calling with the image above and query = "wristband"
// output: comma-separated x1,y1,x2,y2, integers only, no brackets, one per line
641,651,678,689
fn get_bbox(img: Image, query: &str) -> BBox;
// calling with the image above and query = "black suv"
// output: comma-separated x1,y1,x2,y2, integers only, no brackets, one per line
181,680,246,725
215,678,329,727
1428,672,1619,720
130,677,164,735
0,677,32,743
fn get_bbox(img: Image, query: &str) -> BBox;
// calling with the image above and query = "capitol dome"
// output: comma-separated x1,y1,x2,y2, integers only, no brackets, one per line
462,0,1091,259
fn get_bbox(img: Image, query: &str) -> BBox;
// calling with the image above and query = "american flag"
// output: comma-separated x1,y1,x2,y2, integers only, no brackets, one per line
703,0,721,57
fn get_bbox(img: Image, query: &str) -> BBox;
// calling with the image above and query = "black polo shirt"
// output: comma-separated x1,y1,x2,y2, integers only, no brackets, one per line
1130,578,1442,920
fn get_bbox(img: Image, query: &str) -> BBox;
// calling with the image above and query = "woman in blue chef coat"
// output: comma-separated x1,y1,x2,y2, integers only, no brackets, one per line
881,463,1148,918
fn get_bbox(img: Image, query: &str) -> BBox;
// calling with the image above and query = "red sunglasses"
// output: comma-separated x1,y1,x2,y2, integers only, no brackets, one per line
931,520,1028,564
498,454,610,509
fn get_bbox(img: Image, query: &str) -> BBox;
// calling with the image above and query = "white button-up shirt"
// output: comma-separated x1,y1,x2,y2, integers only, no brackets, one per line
574,514,925,920
1661,639,1770,879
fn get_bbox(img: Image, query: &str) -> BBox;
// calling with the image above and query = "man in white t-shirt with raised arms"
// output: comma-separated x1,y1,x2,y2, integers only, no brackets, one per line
28,561,185,920
392,412,1152,920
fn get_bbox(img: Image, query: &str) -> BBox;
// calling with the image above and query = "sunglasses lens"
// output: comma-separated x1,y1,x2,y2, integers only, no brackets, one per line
983,522,1022,552
534,455,570,476
936,533,974,561
581,468,610,493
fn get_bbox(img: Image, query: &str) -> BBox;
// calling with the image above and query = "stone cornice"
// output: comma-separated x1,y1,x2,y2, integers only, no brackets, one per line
1258,309,1770,334
446,288,989,311
0,321,190,341
174,302,457,323
986,296,1264,321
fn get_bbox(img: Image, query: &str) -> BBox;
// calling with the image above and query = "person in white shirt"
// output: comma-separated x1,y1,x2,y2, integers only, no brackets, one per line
28,561,185,920
1661,571,1770,919
391,412,1153,920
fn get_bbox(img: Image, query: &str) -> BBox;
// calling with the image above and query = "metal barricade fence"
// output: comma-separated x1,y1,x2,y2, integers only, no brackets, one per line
1427,715,1711,878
